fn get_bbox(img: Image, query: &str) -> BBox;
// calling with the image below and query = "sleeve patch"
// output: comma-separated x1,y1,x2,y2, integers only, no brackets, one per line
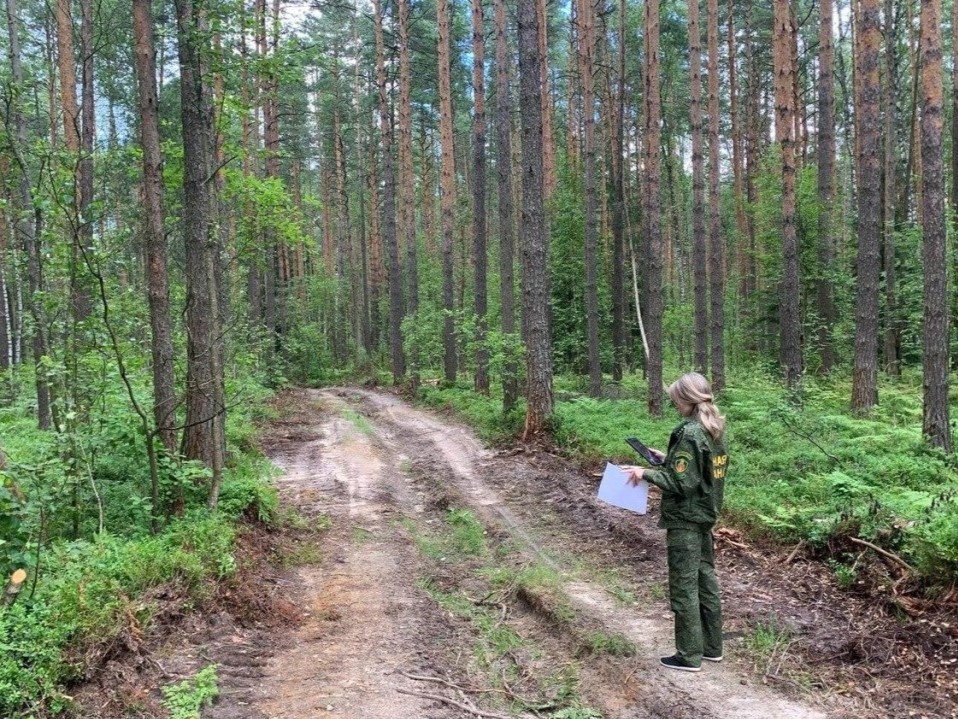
672,452,693,474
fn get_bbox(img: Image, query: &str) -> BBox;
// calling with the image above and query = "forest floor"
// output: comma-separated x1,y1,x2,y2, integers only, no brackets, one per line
78,387,958,719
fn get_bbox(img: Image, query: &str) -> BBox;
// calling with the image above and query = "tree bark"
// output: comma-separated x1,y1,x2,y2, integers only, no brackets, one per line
729,0,748,312
851,0,881,410
374,0,405,382
518,0,553,435
78,0,94,321
919,0,951,450
495,0,519,413
472,0,490,394
645,0,664,414
881,0,899,375
176,0,221,468
537,0,556,199
688,0,709,375
133,0,177,453
707,0,725,389
609,0,627,383
774,0,802,388
816,0,838,372
578,0,601,397
438,0,458,383
398,0,419,384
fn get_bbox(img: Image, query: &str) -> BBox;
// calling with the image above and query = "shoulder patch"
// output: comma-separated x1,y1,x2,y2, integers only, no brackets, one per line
672,451,693,474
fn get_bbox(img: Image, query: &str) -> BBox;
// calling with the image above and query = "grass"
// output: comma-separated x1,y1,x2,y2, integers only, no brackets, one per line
743,619,793,662
340,408,375,436
404,507,604,717
412,368,958,582
579,631,638,657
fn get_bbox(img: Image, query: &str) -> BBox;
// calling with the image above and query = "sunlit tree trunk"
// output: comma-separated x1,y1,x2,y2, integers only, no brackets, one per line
851,0,881,410
919,0,951,450
537,0,556,199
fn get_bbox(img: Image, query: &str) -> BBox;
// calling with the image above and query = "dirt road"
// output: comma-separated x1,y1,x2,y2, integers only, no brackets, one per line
216,388,832,719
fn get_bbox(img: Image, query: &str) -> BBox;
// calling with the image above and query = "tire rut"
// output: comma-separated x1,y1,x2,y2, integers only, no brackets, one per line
334,387,829,719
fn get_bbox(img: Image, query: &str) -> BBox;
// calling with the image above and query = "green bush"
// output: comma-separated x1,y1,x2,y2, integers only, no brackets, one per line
0,514,237,717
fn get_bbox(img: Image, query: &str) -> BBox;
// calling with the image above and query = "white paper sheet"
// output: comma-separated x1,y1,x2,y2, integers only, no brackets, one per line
597,462,649,515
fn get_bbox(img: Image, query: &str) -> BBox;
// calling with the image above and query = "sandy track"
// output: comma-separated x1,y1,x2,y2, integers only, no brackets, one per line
248,395,458,719
326,387,828,719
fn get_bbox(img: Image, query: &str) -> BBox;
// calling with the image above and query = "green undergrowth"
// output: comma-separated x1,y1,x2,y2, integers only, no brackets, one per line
404,506,627,718
162,664,219,719
412,369,958,583
0,371,280,717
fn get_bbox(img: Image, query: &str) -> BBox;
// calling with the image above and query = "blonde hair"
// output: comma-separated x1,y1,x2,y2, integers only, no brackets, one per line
667,372,725,441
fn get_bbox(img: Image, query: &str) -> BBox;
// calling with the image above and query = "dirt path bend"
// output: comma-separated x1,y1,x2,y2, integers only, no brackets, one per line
332,388,828,719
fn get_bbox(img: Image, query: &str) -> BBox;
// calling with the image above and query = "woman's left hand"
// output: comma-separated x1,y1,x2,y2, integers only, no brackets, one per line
620,465,646,486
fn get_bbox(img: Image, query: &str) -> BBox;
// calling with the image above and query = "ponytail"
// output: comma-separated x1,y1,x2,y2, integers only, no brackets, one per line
667,372,726,441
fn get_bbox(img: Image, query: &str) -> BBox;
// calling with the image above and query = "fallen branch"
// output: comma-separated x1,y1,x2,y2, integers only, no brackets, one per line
848,537,914,574
3,569,27,607
395,688,514,719
785,540,805,564
400,671,471,693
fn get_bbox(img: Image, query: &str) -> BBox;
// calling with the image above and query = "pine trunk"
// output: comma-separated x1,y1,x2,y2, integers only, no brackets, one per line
816,0,837,372
133,0,177,453
919,0,951,450
438,0,458,383
398,0,419,384
645,0,664,414
537,0,556,199
374,0,405,382
579,0,601,397
882,0,898,375
774,0,802,388
851,0,881,410
609,0,627,383
689,0,709,375
495,0,519,413
518,0,553,435
729,0,748,310
707,0,725,389
472,0,490,394
175,0,221,468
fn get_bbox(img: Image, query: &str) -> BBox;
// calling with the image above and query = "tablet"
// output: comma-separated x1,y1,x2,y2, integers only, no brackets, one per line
625,437,665,466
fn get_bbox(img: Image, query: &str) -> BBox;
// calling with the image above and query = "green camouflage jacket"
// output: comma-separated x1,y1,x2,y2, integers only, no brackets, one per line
643,419,728,529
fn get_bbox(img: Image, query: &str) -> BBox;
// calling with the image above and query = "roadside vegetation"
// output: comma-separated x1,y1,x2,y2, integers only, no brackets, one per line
0,371,277,717
415,367,958,585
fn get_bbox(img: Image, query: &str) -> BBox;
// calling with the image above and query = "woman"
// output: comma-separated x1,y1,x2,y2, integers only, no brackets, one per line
622,372,729,672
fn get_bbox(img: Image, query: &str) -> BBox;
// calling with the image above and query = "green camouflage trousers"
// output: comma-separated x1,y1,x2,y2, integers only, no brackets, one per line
666,527,723,667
